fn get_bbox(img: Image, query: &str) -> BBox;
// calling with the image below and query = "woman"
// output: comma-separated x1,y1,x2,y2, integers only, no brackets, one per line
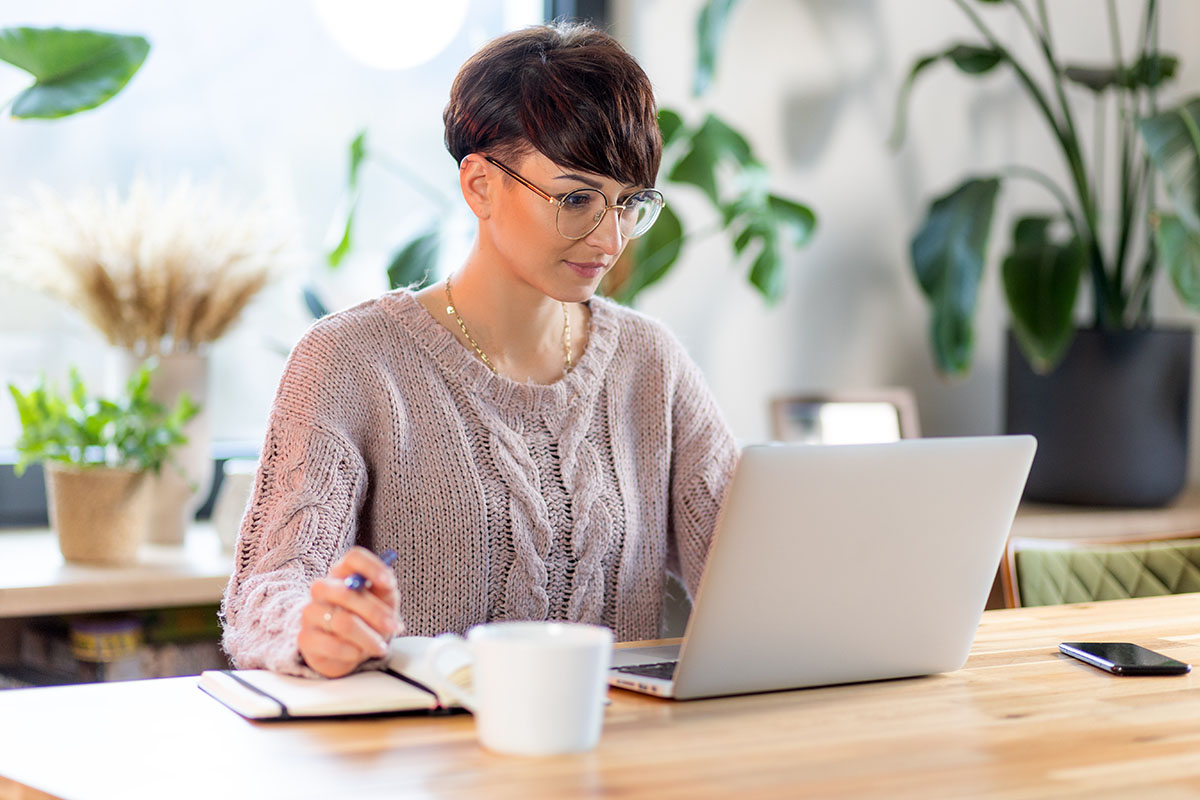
221,22,739,679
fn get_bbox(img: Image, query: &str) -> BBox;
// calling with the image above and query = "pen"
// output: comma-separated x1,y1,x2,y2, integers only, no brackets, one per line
344,548,398,591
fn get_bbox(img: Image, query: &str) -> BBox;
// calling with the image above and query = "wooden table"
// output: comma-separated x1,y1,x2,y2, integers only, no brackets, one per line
3,595,1200,799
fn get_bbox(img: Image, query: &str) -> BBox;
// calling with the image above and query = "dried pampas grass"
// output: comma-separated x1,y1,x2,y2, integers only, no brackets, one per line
0,176,299,355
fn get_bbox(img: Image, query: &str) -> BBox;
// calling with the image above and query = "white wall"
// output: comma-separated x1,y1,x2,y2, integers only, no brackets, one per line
615,0,1200,478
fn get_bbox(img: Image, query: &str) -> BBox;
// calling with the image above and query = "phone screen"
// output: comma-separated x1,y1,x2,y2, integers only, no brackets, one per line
1059,642,1191,675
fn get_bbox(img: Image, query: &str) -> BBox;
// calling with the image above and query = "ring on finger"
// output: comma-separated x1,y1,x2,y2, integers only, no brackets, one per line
322,607,335,634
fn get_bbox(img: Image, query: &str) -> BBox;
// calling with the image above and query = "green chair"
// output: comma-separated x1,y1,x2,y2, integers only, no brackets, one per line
1002,532,1200,607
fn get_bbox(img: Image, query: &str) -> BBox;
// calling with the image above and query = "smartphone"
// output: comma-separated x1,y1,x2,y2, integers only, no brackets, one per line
1059,642,1191,676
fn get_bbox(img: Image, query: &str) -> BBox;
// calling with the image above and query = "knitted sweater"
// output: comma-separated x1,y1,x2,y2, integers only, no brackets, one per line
221,288,739,676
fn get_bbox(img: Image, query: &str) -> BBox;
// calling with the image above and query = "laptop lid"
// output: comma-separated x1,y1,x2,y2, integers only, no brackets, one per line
670,435,1036,700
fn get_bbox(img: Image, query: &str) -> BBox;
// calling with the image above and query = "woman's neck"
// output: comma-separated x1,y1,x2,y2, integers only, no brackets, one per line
425,247,585,383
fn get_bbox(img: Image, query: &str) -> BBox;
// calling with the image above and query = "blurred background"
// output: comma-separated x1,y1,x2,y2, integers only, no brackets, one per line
2,0,1199,474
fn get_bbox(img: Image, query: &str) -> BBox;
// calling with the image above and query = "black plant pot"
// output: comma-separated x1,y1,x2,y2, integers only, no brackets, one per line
1004,327,1193,507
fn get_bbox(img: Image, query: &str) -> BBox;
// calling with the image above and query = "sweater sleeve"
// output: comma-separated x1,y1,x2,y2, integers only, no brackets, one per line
666,353,739,597
219,329,371,677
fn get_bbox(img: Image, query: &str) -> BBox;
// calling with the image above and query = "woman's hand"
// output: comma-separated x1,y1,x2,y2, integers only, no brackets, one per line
298,546,403,679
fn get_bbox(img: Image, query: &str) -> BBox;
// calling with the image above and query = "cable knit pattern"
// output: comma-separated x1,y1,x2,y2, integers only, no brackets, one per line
221,288,739,677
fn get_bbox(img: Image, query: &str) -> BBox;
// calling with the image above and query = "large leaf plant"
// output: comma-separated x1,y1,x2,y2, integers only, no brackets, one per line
0,27,149,119
697,0,1199,375
890,0,1199,375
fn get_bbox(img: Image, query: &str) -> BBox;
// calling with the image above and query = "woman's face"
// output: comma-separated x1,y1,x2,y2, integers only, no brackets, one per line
484,149,647,304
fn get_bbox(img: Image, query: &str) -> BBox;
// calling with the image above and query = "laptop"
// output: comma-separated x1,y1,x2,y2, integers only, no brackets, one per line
609,435,1036,700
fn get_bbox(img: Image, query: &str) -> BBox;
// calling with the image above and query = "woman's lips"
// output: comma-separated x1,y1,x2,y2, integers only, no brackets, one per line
565,261,607,279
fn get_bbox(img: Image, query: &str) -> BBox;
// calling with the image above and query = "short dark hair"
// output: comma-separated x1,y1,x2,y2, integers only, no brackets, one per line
443,22,661,188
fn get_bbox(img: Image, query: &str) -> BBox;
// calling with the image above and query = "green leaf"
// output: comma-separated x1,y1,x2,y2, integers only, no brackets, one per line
1063,64,1122,93
890,54,940,148
748,237,784,303
767,194,817,248
348,129,368,191
1064,55,1179,94
324,131,370,268
1154,212,1200,309
731,224,754,255
325,188,360,268
669,113,756,205
9,383,35,429
1001,216,1084,373
69,368,86,408
911,176,1002,375
726,194,815,304
0,27,149,119
620,204,684,304
698,112,753,165
658,108,685,150
695,0,740,96
302,286,329,319
947,44,1004,75
386,227,439,290
1138,97,1200,231
891,45,1004,147
1124,53,1179,90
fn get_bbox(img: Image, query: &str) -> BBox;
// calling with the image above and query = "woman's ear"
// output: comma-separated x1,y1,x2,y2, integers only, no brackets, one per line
459,154,492,219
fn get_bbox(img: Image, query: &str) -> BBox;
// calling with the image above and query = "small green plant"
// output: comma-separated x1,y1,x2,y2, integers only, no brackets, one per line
8,364,199,476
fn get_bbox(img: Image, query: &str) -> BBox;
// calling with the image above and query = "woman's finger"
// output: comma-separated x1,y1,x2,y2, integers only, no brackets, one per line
311,577,398,640
329,546,395,586
301,599,387,658
326,548,401,618
297,623,369,679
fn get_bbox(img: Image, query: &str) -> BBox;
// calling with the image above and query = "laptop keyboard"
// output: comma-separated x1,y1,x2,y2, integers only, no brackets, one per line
612,661,678,681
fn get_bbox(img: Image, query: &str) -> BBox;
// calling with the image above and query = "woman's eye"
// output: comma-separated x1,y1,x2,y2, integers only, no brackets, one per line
561,193,593,209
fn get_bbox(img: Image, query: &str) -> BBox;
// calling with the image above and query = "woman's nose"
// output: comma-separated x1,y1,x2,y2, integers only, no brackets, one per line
585,207,625,255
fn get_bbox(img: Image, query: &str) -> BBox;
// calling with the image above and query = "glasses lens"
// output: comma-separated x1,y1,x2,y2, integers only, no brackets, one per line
555,188,665,240
621,191,664,239
556,188,608,239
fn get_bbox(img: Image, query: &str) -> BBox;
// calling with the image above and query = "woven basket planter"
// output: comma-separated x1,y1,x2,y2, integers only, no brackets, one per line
44,463,153,565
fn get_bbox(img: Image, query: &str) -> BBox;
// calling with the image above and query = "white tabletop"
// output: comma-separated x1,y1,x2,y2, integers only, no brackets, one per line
0,524,233,617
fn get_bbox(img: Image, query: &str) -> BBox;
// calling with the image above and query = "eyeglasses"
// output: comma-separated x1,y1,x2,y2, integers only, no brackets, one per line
484,156,664,241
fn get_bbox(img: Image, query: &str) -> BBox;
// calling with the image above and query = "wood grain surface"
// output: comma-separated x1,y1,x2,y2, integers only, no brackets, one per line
3,594,1200,799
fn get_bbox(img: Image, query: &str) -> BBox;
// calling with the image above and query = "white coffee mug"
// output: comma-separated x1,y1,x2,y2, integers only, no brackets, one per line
425,621,613,756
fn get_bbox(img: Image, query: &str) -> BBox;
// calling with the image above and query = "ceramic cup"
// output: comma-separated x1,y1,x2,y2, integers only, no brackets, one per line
424,621,613,756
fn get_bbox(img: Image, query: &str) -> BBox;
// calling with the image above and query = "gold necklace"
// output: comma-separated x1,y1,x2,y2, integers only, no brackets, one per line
444,276,572,376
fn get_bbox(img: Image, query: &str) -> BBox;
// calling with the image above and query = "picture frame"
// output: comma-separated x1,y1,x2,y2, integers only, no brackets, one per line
769,389,921,445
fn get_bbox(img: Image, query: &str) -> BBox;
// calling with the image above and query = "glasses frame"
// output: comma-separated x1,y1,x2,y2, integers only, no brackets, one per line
483,155,664,241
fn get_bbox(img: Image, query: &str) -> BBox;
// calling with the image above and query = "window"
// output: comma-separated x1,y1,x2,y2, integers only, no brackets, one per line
0,0,545,452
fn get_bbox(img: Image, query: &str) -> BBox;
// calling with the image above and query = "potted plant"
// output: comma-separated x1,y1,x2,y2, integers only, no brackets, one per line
887,0,1199,506
0,176,297,543
8,364,198,565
